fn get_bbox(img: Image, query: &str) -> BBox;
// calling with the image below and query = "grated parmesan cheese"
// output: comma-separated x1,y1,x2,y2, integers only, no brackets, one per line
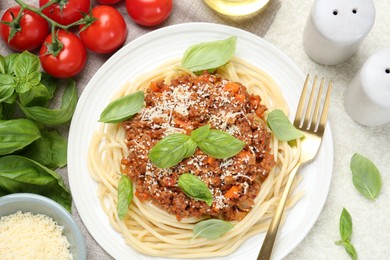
0,211,73,260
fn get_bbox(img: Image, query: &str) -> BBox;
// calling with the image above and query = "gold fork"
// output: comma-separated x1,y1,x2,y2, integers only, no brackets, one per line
258,75,332,260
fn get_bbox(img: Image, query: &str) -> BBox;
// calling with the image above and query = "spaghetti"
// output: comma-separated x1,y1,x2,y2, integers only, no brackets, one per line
88,57,302,258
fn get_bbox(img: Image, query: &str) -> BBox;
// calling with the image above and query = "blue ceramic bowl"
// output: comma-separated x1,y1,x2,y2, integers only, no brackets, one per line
0,193,87,260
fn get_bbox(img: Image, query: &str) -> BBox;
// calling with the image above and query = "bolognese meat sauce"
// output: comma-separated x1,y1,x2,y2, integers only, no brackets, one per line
121,72,275,221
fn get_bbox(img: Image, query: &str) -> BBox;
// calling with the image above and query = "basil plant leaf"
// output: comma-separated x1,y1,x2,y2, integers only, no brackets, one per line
19,83,51,107
193,219,234,240
197,129,245,159
0,55,5,74
117,175,133,220
13,51,41,94
181,36,236,73
350,153,382,200
20,130,67,169
191,124,210,143
0,74,16,103
3,53,18,75
40,72,59,99
178,173,213,206
18,79,78,125
0,155,72,212
99,91,145,123
267,109,304,142
0,119,41,156
149,134,197,168
339,208,353,242
342,241,358,260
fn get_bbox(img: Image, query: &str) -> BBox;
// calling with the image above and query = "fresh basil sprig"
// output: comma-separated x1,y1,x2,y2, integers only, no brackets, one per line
0,119,41,156
181,36,237,73
350,153,382,200
148,134,197,169
18,79,78,125
0,155,72,211
267,109,304,142
335,208,357,260
117,175,134,220
149,125,245,168
99,91,145,123
196,129,245,159
178,173,213,206
193,219,234,240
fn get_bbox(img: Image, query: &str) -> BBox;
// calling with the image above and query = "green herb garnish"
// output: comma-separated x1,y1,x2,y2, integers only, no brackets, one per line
99,91,144,123
117,175,134,220
178,173,213,206
193,219,234,240
0,119,41,156
267,109,304,142
0,155,72,211
148,133,197,169
149,125,244,168
350,153,382,200
335,208,358,260
181,36,237,73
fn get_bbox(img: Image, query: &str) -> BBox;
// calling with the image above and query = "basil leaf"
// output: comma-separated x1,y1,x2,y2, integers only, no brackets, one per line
13,51,41,93
196,129,245,159
0,155,72,212
178,173,212,206
40,72,58,99
0,74,15,103
99,91,144,123
181,36,237,73
339,208,353,242
342,241,358,260
0,119,41,156
267,109,304,142
193,219,233,240
19,83,51,107
350,153,382,200
3,53,18,74
191,124,210,143
20,130,67,169
149,134,197,168
117,175,133,220
18,79,78,125
0,55,5,74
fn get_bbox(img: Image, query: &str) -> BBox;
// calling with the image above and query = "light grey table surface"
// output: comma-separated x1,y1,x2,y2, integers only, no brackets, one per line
1,0,389,260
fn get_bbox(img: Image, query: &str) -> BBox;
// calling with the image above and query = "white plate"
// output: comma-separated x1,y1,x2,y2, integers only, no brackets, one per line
68,22,333,260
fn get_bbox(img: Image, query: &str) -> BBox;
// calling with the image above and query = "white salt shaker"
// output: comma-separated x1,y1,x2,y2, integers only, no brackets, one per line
303,0,375,65
344,48,390,126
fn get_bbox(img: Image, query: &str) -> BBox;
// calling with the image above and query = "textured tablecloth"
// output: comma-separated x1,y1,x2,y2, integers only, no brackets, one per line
1,0,389,259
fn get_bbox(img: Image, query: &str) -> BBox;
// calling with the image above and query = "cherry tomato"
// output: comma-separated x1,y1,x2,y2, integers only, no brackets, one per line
0,6,49,51
39,0,91,26
79,5,127,53
39,30,87,78
97,0,121,4
125,0,173,27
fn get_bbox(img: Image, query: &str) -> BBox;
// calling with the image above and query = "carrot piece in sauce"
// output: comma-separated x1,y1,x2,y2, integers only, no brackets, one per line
224,82,240,94
225,185,241,199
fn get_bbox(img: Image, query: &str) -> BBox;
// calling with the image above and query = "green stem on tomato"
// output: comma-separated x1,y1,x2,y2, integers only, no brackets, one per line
38,0,59,12
13,0,88,31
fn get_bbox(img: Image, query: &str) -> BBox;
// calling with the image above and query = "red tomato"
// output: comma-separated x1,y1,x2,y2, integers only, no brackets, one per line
125,0,172,27
39,30,87,78
79,5,127,53
0,6,49,51
97,0,121,4
39,0,91,26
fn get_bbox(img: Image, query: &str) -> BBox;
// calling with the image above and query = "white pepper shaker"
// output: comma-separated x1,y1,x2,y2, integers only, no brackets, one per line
303,0,375,65
344,48,390,126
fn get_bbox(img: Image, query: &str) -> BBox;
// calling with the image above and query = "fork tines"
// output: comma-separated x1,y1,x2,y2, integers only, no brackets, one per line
293,74,332,134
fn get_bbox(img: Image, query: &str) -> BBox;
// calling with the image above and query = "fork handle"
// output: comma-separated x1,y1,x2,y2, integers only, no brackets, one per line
257,163,301,260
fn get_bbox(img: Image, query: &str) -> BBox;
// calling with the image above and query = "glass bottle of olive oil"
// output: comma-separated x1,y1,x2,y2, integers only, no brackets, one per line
204,0,270,17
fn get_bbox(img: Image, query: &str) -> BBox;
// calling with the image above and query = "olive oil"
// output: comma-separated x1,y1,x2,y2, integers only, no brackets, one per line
204,0,270,17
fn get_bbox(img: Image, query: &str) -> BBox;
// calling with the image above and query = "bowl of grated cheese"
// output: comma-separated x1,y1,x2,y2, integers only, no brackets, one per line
0,193,86,260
